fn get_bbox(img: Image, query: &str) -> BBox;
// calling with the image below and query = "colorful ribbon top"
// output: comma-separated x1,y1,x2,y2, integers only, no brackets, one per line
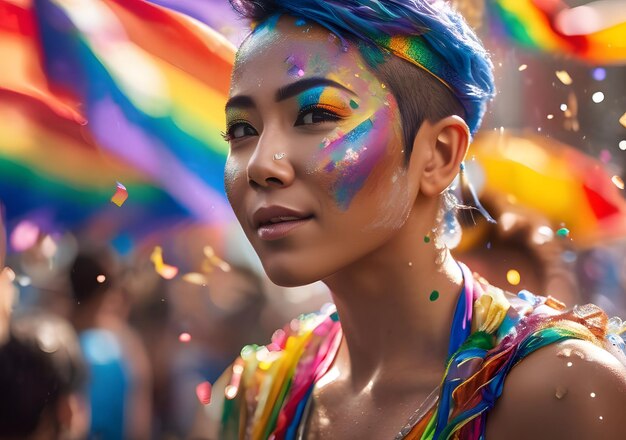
219,263,625,439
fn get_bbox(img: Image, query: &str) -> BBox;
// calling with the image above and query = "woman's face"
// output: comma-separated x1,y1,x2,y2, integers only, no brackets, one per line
224,17,422,286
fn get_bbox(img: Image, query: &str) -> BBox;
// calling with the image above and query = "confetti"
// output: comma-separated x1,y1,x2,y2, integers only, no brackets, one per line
555,70,572,85
429,290,439,302
349,99,359,109
182,272,209,286
592,92,604,103
560,104,568,111
195,381,212,405
423,235,431,243
179,332,191,343
612,175,625,190
203,246,231,272
619,113,626,128
150,246,178,279
9,220,40,252
506,269,521,286
556,227,570,238
592,68,606,81
110,181,128,207
619,140,626,151
600,149,612,164
96,275,106,283
518,64,527,71
547,114,554,120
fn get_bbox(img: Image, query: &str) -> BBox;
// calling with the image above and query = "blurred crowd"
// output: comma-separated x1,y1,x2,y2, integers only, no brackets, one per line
0,213,333,439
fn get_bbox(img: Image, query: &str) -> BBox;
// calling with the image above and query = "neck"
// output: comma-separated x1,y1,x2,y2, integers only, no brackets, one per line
323,208,464,390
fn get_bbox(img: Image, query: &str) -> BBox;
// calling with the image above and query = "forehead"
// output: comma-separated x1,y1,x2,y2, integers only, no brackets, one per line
231,16,370,90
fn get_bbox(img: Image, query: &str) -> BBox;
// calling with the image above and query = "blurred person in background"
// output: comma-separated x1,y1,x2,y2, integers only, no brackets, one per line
0,312,89,440
1,204,89,440
69,246,152,440
168,263,267,437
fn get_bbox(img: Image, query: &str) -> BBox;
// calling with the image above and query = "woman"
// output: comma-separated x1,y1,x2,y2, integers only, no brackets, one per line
195,1,626,438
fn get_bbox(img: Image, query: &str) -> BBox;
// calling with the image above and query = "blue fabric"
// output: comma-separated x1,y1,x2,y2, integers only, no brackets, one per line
80,329,129,440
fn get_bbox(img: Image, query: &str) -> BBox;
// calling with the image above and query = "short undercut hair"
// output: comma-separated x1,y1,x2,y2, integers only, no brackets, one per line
229,0,495,158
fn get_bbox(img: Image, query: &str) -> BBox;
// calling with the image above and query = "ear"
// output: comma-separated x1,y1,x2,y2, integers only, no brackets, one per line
416,115,469,197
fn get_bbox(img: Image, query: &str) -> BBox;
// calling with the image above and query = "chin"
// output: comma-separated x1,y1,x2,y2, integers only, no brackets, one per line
261,259,326,288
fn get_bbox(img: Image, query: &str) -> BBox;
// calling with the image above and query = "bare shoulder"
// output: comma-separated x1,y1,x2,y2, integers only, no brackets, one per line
486,338,626,440
187,365,233,440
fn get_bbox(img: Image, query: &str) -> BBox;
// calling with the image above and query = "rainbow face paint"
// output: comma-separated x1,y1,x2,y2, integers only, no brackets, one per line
311,103,394,210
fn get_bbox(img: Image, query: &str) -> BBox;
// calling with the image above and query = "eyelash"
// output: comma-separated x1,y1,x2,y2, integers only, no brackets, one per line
294,104,344,126
222,105,345,142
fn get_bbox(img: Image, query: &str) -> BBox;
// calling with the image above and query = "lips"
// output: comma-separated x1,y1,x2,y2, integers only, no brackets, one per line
252,206,313,240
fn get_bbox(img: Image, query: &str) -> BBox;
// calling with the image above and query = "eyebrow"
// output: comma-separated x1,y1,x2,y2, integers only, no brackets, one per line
225,77,356,111
225,95,256,111
276,77,355,102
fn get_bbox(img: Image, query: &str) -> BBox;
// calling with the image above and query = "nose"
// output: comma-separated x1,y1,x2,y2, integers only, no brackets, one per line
246,133,295,189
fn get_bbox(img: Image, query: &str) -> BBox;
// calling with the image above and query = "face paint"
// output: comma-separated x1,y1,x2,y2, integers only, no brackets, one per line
311,101,395,210
296,87,354,118
224,159,241,195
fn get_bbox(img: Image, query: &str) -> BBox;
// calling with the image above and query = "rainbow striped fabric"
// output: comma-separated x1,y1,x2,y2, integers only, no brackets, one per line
0,0,235,237
220,263,625,439
489,0,626,64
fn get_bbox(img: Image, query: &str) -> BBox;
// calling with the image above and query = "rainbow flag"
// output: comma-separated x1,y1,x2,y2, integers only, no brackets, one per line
489,0,626,64
0,0,236,239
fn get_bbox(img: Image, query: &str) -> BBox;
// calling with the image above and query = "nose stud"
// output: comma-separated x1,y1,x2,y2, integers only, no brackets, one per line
273,152,286,161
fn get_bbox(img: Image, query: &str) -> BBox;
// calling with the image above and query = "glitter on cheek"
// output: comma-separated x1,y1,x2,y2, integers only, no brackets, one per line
313,106,392,210
223,159,242,196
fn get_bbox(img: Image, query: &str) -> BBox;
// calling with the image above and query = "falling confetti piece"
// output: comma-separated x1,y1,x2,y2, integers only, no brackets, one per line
619,113,626,128
96,275,106,283
612,175,625,190
182,272,209,286
179,332,191,343
547,114,554,120
555,70,572,85
560,103,568,111
203,246,231,272
110,181,128,207
592,68,606,81
592,92,604,103
600,149,612,163
195,381,212,405
10,220,40,252
518,64,527,71
556,227,570,238
619,140,626,151
150,246,179,280
349,99,359,109
423,235,431,243
429,290,439,301
506,269,521,286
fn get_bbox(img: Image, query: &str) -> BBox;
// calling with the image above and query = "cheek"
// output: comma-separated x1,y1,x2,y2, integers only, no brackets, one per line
224,157,244,208
308,104,398,210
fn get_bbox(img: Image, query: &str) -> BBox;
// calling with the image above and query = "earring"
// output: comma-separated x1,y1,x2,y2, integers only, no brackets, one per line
273,152,286,161
458,162,495,224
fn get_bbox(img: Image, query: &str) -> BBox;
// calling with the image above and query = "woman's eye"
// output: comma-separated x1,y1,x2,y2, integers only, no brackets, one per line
295,107,342,126
224,122,258,141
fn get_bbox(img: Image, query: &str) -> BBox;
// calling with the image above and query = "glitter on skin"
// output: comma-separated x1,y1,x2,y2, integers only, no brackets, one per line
312,104,392,210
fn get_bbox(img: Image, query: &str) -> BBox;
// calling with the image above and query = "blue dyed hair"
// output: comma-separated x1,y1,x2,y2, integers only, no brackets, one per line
230,0,495,139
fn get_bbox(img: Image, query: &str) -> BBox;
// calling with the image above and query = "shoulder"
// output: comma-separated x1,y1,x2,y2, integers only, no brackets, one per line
486,338,626,440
